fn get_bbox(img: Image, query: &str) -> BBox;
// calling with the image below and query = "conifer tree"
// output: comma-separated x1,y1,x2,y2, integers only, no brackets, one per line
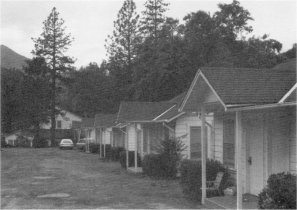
32,7,74,145
105,0,140,71
140,0,169,42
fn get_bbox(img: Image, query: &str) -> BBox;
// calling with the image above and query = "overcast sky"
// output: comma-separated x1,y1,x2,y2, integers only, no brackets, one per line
1,0,296,68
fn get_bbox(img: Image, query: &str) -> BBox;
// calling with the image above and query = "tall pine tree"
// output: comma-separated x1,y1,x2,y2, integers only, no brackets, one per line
105,0,140,100
140,0,169,42
32,7,74,145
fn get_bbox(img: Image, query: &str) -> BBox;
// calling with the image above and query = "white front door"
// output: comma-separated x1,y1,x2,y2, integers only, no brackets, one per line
247,119,264,195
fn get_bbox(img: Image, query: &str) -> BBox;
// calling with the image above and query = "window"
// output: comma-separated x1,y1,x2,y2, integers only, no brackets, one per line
190,126,207,159
223,118,235,168
56,120,62,129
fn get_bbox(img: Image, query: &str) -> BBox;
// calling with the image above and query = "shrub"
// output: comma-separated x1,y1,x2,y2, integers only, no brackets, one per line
180,159,229,201
89,143,100,153
33,137,49,148
258,172,296,209
142,154,164,177
142,137,185,178
119,150,141,168
110,147,125,161
16,136,32,147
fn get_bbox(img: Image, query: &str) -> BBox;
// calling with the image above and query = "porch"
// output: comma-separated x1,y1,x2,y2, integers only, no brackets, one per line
127,167,143,173
204,194,258,209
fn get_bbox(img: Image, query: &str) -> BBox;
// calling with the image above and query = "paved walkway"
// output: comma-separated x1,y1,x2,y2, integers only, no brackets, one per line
1,148,201,209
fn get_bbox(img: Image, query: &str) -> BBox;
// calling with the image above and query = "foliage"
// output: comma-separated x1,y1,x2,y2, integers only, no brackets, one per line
110,147,125,161
142,137,185,178
142,154,164,177
119,150,142,168
32,7,75,145
33,137,49,148
180,159,229,201
258,172,296,209
63,62,115,116
89,143,100,153
140,0,169,41
22,57,51,131
1,68,25,133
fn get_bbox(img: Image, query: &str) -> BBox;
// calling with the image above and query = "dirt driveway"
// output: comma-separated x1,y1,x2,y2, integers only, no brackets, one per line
1,148,201,209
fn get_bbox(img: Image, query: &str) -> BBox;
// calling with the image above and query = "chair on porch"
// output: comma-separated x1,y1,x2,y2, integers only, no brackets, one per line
206,172,224,195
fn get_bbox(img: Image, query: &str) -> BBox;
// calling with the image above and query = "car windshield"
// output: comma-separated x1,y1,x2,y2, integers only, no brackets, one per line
61,139,72,144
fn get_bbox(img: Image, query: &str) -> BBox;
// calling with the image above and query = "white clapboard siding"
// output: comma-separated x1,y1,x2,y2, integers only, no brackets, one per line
103,130,111,144
290,113,296,174
175,113,212,159
270,113,290,174
127,125,136,151
214,113,223,163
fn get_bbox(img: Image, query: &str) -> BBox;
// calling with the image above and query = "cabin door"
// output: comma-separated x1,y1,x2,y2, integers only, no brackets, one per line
247,119,264,195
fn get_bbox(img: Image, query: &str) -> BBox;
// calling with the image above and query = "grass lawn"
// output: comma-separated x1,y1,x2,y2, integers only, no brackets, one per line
1,148,201,209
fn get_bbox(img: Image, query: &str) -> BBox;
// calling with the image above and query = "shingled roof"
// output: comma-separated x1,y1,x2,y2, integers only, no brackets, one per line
198,67,296,105
95,114,117,128
116,102,176,123
154,92,187,122
81,118,95,128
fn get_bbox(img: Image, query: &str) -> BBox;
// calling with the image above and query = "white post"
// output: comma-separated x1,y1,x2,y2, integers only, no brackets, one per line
236,111,243,209
99,128,102,158
103,130,106,158
135,127,138,170
201,105,206,204
126,126,129,169
147,128,151,154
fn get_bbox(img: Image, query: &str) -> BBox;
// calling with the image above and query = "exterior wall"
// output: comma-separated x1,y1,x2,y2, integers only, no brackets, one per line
41,111,82,129
175,113,213,159
112,128,125,147
268,110,290,175
103,129,111,145
289,109,296,174
213,113,224,163
127,124,136,151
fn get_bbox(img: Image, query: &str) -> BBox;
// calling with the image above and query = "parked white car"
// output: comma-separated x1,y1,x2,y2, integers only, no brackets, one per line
59,139,74,150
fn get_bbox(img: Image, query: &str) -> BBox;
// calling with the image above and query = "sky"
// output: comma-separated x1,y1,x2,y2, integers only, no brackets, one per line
1,0,296,68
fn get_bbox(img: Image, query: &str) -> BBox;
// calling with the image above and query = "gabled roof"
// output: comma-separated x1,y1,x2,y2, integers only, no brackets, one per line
154,92,187,122
201,67,296,105
116,101,176,123
95,114,117,128
181,65,296,111
81,118,95,128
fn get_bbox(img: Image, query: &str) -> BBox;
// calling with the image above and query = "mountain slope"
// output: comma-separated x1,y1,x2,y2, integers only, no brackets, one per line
0,45,28,70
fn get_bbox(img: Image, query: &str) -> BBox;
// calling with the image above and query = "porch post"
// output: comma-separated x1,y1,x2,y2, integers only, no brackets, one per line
236,111,243,209
135,125,138,170
147,128,151,154
103,130,106,158
126,126,129,168
201,105,207,204
99,128,102,158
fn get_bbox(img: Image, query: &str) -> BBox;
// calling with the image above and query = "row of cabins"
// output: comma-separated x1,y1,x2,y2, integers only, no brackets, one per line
79,59,296,208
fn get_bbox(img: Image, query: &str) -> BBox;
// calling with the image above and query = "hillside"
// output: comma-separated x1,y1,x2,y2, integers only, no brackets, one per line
0,45,28,70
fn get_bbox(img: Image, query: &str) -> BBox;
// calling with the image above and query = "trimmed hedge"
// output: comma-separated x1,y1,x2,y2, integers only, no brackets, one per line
180,159,229,201
258,172,296,209
119,150,141,168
